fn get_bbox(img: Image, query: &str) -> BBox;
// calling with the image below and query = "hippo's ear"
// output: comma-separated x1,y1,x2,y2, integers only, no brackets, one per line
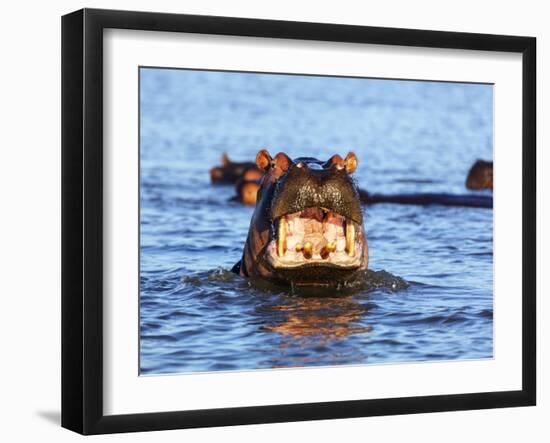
256,150,292,173
272,152,292,173
325,152,357,174
325,154,345,169
256,149,273,172
345,152,358,174
221,152,230,166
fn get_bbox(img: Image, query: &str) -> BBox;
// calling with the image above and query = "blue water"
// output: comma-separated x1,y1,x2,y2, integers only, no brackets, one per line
139,68,493,375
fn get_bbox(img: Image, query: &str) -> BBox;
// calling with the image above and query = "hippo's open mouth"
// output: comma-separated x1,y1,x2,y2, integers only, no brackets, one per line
236,150,368,285
267,207,364,270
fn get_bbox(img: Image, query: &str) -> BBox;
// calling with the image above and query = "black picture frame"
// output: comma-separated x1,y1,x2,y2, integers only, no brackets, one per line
62,8,536,435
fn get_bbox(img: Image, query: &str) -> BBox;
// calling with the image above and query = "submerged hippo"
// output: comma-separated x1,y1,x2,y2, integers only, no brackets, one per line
465,159,493,190
233,150,368,287
209,153,263,184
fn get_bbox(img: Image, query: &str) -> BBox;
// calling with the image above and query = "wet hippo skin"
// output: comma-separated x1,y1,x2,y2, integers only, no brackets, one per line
465,159,493,190
233,150,369,287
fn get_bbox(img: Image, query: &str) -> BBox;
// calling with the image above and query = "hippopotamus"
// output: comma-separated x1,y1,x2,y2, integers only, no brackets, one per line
465,159,493,190
231,178,261,206
233,150,368,287
209,153,263,184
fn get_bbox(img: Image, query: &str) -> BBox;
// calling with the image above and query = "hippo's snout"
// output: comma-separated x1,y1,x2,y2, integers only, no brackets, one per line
236,150,368,286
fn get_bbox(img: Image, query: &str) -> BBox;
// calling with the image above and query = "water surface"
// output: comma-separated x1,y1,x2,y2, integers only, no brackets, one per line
139,68,493,375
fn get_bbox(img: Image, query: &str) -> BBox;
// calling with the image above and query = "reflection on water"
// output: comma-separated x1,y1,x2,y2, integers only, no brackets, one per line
263,296,374,339
254,269,406,343
266,296,373,368
139,68,494,375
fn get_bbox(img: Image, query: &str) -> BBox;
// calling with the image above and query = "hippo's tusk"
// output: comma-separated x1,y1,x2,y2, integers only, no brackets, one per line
277,217,287,256
345,222,355,256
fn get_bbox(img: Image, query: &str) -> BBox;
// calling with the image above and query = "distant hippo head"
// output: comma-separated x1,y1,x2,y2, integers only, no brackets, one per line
235,149,368,287
209,153,263,184
465,159,493,190
234,179,261,206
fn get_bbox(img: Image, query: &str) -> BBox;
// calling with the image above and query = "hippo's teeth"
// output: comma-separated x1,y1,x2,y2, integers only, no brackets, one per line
345,222,355,256
320,242,336,259
303,242,313,259
277,217,287,256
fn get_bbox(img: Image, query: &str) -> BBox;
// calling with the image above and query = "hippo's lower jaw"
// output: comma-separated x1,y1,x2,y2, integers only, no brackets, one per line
264,207,366,283
265,263,366,287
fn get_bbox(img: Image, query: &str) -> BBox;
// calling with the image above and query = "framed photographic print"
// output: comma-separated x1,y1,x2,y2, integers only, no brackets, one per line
61,8,536,435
